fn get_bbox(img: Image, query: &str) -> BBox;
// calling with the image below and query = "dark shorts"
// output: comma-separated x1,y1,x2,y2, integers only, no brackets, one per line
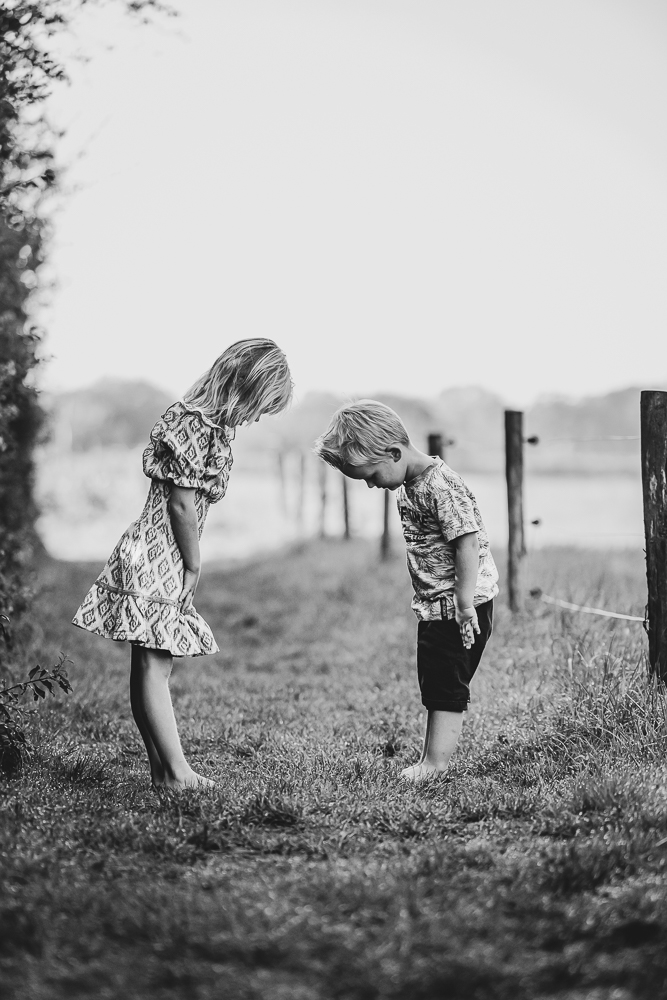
416,600,494,712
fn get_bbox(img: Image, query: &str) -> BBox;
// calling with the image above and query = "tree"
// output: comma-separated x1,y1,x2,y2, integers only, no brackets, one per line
0,0,171,659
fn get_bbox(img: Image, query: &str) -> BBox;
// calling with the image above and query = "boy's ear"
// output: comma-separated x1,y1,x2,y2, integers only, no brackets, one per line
386,446,403,463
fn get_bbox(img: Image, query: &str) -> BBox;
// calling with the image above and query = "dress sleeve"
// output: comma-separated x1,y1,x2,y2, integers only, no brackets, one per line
432,475,480,542
143,408,213,489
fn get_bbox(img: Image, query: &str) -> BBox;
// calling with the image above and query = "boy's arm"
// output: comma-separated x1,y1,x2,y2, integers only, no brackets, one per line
453,531,481,648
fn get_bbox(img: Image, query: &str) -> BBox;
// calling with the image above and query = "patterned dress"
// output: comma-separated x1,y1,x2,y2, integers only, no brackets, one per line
72,402,233,656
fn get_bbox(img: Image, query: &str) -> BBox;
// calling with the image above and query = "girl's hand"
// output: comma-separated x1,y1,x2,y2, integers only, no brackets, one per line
180,567,200,611
455,605,480,649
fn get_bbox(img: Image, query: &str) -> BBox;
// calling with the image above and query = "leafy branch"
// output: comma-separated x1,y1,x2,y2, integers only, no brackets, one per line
0,652,72,775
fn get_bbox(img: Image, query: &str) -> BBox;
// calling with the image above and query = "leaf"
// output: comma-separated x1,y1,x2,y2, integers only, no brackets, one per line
34,686,45,699
28,666,40,679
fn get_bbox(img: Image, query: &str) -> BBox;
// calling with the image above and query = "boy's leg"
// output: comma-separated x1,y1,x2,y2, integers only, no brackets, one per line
401,602,493,782
401,710,463,781
131,645,215,789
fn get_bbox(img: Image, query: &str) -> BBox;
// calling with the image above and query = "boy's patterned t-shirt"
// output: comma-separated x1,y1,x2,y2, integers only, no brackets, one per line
396,458,499,620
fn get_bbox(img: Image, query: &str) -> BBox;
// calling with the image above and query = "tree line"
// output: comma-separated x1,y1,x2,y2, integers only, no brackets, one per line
0,1,169,660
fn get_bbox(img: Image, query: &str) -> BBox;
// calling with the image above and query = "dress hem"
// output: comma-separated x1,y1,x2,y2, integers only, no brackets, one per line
72,580,219,657
70,618,218,657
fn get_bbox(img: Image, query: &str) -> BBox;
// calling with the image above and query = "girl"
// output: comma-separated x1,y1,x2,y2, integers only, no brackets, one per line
72,339,292,789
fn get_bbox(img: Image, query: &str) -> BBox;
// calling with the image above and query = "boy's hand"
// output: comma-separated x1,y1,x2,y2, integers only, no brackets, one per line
455,605,480,649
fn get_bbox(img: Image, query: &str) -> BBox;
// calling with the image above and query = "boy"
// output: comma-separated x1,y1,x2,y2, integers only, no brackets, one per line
314,400,498,781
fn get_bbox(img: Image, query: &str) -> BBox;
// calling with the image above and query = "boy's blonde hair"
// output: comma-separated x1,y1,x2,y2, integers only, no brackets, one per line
184,339,292,427
314,399,410,470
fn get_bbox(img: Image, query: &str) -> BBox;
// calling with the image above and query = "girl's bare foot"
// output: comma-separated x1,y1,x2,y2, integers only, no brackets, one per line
400,762,448,782
162,768,216,790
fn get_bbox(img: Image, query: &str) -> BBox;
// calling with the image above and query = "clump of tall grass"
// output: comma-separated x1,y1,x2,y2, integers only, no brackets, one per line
547,626,667,766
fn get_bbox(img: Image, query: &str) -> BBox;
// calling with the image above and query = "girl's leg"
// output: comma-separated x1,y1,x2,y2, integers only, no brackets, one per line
130,645,165,786
131,645,214,789
401,710,464,781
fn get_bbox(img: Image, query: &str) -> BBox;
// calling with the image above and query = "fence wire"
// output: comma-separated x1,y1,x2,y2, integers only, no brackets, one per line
530,589,646,624
534,435,640,444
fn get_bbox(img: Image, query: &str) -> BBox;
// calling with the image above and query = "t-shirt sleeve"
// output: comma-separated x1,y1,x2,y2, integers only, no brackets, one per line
143,409,212,489
431,477,480,542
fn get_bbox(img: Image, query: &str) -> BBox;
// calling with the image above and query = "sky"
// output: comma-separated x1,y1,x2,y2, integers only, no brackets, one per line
40,0,667,406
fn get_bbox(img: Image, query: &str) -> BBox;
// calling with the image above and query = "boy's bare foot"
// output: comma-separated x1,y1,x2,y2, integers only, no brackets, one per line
400,762,448,782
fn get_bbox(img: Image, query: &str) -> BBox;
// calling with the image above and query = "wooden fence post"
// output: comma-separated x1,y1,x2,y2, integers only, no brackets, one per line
342,475,351,540
428,432,455,463
428,433,443,459
296,451,306,532
380,490,391,560
641,391,667,681
505,410,525,613
277,451,287,513
318,461,327,539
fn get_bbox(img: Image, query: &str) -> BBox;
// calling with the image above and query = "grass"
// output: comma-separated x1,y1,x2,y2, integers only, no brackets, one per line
1,540,667,999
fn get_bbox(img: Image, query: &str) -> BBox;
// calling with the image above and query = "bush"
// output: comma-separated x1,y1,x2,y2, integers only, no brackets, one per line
0,653,72,776
0,216,45,658
0,1,169,659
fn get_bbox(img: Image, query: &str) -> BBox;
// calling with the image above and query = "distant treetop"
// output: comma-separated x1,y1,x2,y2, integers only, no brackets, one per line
46,379,173,451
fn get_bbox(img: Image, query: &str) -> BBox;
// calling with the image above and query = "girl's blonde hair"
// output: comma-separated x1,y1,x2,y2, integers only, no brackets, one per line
314,400,410,470
184,339,292,427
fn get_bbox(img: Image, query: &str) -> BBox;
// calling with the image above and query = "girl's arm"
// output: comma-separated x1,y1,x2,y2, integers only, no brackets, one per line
453,531,481,647
169,485,201,609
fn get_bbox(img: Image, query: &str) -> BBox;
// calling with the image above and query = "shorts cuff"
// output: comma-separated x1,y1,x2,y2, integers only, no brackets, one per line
421,698,469,713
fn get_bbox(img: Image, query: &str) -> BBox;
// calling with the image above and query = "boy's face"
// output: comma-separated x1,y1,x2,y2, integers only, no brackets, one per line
342,447,407,491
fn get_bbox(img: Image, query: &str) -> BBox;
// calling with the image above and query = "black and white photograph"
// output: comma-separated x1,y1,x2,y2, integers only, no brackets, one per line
1,1,666,997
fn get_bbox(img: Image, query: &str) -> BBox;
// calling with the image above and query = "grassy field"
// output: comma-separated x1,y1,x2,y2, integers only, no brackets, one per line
1,540,666,1000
